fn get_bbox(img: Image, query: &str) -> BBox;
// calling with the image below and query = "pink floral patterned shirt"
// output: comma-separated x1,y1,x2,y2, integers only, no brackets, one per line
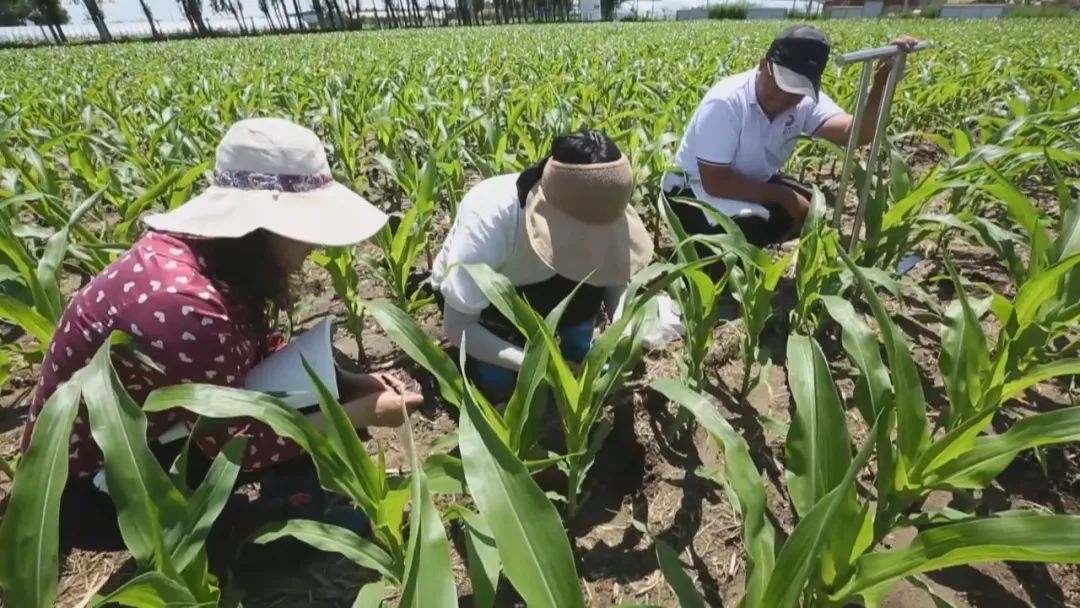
19,231,304,479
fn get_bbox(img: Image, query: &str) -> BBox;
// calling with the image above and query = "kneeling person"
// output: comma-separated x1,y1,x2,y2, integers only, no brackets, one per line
430,130,654,404
664,25,919,252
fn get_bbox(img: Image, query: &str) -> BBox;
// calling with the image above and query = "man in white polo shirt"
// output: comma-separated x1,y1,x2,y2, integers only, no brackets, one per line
663,25,918,255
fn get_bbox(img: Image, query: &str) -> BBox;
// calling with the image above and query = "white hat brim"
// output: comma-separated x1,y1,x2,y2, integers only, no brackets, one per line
140,182,388,247
772,63,819,103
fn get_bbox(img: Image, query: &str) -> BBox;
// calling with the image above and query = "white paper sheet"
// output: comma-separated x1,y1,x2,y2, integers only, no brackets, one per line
155,317,339,444
243,316,339,407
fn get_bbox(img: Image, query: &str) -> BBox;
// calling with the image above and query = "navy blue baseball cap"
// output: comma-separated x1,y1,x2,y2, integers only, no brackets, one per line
766,25,831,102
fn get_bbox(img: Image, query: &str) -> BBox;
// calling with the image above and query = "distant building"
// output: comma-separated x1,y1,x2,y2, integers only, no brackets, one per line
820,0,922,6
291,10,321,26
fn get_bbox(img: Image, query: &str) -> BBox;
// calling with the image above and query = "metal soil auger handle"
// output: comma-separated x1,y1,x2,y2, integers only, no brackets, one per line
830,40,933,252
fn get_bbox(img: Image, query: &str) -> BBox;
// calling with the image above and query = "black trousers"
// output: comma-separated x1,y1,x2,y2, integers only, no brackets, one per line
666,173,815,251
58,437,318,555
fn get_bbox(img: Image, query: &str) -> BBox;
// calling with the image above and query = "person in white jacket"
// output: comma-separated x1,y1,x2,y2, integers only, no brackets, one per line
429,130,654,403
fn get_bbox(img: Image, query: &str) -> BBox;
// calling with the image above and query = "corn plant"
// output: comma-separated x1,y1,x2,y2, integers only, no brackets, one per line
0,142,114,274
363,145,439,315
654,191,736,391
0,326,468,607
144,347,472,606
0,332,246,608
366,299,595,607
655,190,795,394
0,188,106,365
790,188,904,336
456,260,718,517
143,359,412,577
310,245,366,357
652,307,1080,608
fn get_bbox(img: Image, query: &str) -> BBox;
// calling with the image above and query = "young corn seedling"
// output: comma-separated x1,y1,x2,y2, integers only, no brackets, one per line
958,153,1077,292
0,142,113,274
143,352,459,600
366,299,594,608
0,187,106,366
652,257,1080,608
0,332,248,608
363,145,439,315
459,260,714,517
366,112,483,312
727,244,794,397
790,188,851,335
364,291,564,465
658,188,794,398
821,138,963,276
309,245,366,358
655,191,736,390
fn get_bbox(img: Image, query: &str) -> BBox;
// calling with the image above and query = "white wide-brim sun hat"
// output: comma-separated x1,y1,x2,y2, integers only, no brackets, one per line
142,117,388,247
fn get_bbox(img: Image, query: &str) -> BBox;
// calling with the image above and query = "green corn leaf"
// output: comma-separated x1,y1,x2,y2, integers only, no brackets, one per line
839,250,929,489
457,335,586,608
1046,153,1079,262
0,372,83,608
88,571,200,607
649,379,774,608
985,253,1080,401
1011,252,1080,330
352,580,387,608
760,409,885,608
975,161,1051,277
654,538,707,608
0,294,55,346
819,296,893,426
784,333,852,519
504,329,553,454
398,389,457,608
170,436,246,574
925,406,1080,489
459,262,579,408
938,253,993,428
506,264,587,452
253,520,401,584
452,507,502,608
142,384,365,505
301,355,385,517
998,358,1080,403
833,514,1080,604
80,332,188,576
36,186,106,322
365,298,465,409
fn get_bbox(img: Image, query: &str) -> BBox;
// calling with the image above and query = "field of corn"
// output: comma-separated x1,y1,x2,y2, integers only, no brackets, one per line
0,17,1079,608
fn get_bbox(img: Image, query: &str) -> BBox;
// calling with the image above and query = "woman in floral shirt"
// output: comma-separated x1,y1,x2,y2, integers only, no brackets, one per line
18,118,424,559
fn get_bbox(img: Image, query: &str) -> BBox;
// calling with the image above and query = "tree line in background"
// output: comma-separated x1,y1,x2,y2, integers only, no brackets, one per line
0,0,606,46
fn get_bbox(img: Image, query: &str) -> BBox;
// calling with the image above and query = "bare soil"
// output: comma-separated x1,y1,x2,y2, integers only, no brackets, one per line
1,142,1079,607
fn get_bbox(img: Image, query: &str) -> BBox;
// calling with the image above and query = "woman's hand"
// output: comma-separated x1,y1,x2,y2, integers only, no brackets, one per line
372,372,408,394
341,389,424,428
337,367,410,401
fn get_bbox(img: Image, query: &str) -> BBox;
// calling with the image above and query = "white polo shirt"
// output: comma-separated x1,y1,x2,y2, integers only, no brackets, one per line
666,67,844,221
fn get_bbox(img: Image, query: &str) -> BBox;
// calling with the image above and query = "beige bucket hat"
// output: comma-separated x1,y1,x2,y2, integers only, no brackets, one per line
142,117,388,247
524,154,653,286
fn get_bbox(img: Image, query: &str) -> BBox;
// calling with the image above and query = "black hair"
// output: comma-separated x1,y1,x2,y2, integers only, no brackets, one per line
184,229,294,334
515,129,623,205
